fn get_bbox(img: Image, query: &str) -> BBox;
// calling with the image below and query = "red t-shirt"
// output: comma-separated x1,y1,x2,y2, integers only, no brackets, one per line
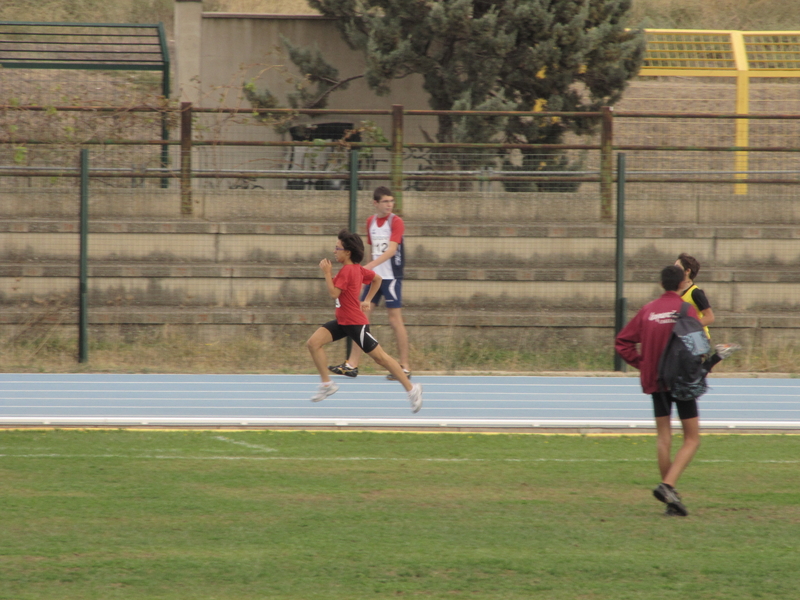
333,263,376,325
615,291,699,394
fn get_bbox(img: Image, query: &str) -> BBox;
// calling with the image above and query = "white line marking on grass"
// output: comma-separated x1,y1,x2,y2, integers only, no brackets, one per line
0,453,797,464
212,435,277,452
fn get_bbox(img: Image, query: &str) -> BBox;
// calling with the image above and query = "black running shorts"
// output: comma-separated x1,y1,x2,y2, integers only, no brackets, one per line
652,391,699,420
321,320,379,353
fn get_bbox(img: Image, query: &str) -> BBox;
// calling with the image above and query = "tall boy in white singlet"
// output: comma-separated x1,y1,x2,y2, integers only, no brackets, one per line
328,186,411,380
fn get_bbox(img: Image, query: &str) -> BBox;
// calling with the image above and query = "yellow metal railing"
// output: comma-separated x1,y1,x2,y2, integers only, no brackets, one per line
639,30,800,194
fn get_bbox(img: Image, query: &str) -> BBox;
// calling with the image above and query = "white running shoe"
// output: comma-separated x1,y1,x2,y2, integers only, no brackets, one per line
407,383,423,414
311,382,339,403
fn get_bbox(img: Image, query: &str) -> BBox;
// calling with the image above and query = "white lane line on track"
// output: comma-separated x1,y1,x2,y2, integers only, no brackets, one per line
26,397,794,403
2,406,799,414
3,380,781,387
0,400,652,406
0,391,648,396
3,381,800,391
3,392,798,399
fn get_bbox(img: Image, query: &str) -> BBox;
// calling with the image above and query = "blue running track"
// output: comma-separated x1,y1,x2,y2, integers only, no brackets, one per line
1,374,799,430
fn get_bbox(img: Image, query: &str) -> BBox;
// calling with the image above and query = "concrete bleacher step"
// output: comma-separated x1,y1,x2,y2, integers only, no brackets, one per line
6,189,799,226
3,262,800,312
4,188,799,347
3,217,800,313
3,219,800,266
4,261,800,283
5,219,800,238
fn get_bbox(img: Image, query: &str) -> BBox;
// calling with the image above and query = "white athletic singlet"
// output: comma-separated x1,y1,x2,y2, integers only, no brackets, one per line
367,214,404,280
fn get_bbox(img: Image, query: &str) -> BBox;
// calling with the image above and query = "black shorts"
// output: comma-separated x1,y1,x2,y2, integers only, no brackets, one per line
652,391,699,420
322,320,379,353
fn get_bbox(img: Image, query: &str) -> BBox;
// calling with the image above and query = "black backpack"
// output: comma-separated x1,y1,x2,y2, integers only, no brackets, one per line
657,302,711,401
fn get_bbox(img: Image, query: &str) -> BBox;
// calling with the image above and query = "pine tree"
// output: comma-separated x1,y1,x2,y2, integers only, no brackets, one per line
248,1,645,190
307,0,644,148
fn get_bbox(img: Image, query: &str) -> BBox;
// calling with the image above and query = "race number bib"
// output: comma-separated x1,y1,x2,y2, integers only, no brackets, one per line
372,234,390,259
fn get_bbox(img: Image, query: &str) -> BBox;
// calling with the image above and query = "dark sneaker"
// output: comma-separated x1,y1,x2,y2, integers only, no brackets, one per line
386,369,411,381
664,504,686,517
328,363,358,378
653,482,689,516
653,482,669,504
715,343,742,360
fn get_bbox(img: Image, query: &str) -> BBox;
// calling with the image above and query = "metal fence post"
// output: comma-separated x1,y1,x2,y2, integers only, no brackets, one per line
614,152,627,372
79,149,89,363
180,102,193,215
158,21,171,190
600,106,614,221
346,148,360,359
349,148,360,232
391,104,404,213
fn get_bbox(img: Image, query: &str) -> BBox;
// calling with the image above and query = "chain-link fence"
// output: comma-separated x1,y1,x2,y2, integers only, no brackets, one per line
614,112,800,362
2,103,799,371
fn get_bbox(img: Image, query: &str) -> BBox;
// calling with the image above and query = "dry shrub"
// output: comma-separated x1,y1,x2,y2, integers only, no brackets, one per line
2,324,796,374
627,0,800,30
0,0,174,29
2,0,798,32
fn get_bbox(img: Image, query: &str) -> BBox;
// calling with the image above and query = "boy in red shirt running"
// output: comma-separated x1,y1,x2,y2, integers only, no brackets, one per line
328,186,411,380
306,229,422,413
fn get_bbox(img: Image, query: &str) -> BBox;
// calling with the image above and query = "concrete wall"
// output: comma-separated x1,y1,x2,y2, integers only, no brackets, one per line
174,6,437,143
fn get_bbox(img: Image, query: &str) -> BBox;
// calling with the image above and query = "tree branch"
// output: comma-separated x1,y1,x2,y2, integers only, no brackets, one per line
306,73,365,109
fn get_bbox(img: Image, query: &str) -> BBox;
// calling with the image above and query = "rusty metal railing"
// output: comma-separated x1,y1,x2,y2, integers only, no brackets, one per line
3,103,800,218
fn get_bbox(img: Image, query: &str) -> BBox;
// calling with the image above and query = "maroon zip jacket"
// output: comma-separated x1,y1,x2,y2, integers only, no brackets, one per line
615,291,699,394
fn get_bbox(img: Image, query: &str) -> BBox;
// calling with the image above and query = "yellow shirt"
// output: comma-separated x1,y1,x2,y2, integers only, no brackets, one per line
680,284,711,339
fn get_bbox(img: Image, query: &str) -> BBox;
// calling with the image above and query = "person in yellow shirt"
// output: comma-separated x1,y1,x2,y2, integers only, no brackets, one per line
675,253,740,369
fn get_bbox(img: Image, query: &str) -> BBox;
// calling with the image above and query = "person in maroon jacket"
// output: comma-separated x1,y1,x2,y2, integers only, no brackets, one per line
615,265,701,517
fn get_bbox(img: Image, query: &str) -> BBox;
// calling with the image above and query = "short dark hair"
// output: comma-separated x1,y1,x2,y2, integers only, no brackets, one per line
373,186,392,202
338,229,365,264
677,253,700,280
661,265,685,292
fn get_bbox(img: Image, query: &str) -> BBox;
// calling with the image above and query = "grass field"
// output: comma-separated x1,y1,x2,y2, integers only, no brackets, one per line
1,429,798,599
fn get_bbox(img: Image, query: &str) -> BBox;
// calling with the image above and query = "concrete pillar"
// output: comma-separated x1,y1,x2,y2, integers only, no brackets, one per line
174,0,203,104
